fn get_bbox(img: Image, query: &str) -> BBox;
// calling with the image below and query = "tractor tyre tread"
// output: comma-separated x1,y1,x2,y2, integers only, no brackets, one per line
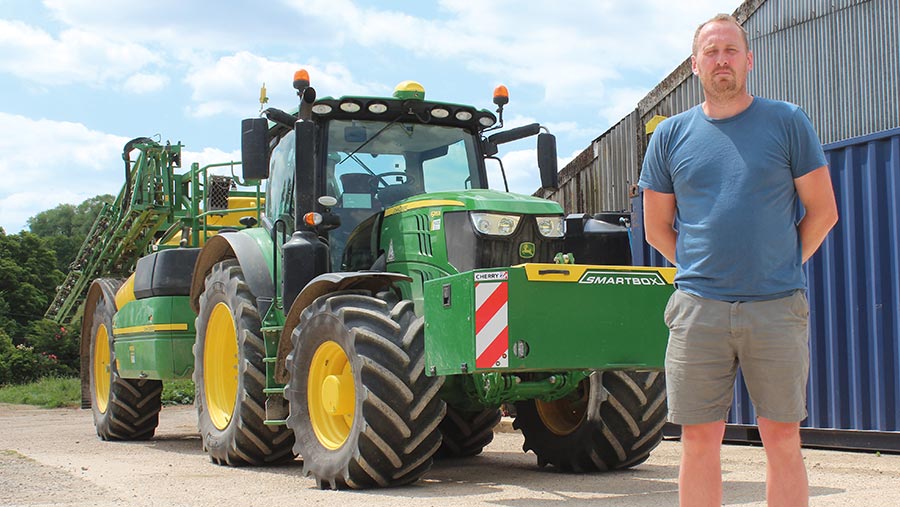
435,406,501,458
89,278,162,441
285,292,446,489
513,371,667,472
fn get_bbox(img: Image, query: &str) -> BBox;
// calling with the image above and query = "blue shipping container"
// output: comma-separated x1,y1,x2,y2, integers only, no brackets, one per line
631,127,900,438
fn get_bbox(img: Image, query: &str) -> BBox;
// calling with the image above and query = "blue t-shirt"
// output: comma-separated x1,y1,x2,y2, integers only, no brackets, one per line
638,97,828,301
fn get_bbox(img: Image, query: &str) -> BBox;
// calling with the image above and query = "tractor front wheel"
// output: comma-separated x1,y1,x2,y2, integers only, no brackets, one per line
513,371,667,472
193,259,295,466
285,292,446,489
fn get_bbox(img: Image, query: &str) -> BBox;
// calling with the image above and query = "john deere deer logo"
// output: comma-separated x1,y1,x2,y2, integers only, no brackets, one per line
519,242,535,259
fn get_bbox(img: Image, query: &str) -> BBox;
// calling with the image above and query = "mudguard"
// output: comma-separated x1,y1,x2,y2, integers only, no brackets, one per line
274,271,411,383
189,231,274,314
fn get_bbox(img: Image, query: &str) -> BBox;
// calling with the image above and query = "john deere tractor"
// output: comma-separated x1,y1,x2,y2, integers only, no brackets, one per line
73,70,674,489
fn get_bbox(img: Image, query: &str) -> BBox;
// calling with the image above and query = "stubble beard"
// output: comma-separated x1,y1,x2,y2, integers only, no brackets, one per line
702,71,745,102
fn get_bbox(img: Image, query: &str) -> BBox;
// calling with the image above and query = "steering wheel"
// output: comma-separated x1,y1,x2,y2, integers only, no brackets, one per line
369,171,416,192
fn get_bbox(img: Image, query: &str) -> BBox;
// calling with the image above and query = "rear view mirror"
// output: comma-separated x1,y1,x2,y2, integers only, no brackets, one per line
241,118,270,180
488,123,541,146
421,145,449,161
344,126,367,143
538,133,558,191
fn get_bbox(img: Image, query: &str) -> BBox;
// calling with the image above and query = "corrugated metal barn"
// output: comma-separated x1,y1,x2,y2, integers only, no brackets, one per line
544,0,900,449
540,0,898,214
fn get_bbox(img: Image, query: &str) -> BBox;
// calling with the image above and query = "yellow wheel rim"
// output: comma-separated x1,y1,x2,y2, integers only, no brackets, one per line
204,302,239,431
535,385,588,436
93,323,111,414
308,341,355,450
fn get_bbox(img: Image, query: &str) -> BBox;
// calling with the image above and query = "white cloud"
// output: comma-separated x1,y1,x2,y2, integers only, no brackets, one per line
41,0,334,53
185,51,379,118
545,121,582,135
596,87,647,127
282,0,732,105
0,113,248,233
123,73,170,94
486,147,575,196
16,0,743,139
489,149,540,194
498,114,539,130
0,113,128,232
0,19,159,87
182,147,243,178
1,189,87,235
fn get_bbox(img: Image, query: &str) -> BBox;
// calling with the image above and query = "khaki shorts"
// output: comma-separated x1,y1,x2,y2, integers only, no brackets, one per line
663,289,810,425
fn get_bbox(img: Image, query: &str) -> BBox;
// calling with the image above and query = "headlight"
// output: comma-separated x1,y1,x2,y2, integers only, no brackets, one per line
470,213,520,236
367,102,388,114
478,114,496,127
339,101,361,113
311,104,333,115
536,216,565,238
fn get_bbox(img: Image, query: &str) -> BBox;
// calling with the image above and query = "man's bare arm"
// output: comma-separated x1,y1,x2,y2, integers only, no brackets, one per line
795,165,838,263
642,189,677,265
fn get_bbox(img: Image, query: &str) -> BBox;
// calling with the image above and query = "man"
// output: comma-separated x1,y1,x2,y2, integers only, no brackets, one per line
638,13,838,507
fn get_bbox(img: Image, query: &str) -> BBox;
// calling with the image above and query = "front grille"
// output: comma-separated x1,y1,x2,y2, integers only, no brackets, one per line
444,212,564,273
412,213,433,256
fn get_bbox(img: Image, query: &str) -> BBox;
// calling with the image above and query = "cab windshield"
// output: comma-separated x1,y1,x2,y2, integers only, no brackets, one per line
325,119,483,209
324,119,483,269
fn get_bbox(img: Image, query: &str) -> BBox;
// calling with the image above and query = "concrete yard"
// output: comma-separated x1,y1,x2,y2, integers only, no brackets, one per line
1,403,898,506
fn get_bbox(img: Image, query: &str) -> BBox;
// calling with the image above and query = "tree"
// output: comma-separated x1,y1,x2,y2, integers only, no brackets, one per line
0,195,113,384
27,195,114,271
0,229,65,341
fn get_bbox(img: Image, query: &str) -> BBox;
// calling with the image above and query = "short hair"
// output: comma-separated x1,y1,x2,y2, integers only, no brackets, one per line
692,13,750,55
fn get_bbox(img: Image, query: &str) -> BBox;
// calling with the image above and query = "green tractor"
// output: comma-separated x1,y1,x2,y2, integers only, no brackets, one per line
79,71,674,489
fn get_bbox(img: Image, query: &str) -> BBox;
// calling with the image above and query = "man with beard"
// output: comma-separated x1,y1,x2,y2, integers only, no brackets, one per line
638,13,838,507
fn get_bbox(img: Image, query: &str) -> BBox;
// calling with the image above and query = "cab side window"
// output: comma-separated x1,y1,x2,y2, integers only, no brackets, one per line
265,133,296,229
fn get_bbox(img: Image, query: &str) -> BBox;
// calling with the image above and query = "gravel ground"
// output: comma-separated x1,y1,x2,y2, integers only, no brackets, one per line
1,403,898,506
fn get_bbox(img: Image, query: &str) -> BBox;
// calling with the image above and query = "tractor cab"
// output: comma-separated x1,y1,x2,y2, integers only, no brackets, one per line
247,75,539,274
324,118,485,269
242,71,563,312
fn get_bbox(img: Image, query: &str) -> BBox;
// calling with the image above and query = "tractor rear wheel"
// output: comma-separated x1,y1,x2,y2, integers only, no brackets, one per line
194,259,295,466
88,278,162,440
435,406,501,458
285,292,446,489
513,371,667,472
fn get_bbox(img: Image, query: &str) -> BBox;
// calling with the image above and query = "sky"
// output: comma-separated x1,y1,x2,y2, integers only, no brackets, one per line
0,0,744,233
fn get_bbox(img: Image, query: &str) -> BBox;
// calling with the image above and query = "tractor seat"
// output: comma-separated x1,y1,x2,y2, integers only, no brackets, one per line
339,173,379,209
340,173,373,193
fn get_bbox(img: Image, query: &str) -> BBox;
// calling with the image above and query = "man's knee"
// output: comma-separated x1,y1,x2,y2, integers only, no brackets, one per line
758,417,801,450
681,420,726,453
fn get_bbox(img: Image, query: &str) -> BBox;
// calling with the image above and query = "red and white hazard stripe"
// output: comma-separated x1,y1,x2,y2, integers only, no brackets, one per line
475,281,509,369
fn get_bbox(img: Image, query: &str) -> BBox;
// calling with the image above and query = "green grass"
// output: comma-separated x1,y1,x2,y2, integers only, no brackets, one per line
0,377,196,408
0,377,80,408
